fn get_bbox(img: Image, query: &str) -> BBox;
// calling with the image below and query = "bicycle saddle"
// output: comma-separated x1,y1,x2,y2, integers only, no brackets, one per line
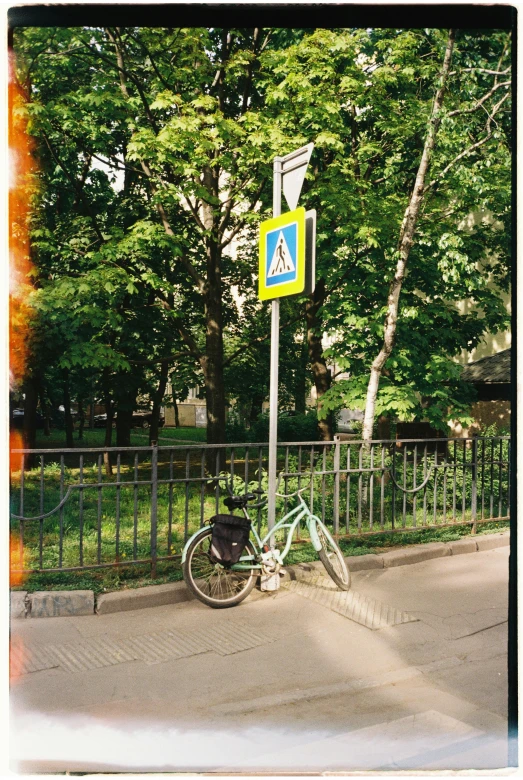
223,494,255,509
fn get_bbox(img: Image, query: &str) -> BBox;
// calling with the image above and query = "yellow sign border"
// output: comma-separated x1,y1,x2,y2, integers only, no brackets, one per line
258,207,306,301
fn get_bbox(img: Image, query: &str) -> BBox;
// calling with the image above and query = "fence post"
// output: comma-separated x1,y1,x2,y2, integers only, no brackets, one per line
471,436,478,535
150,442,158,578
333,435,341,535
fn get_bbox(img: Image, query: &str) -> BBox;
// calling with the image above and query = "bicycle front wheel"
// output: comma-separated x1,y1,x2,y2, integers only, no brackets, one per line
316,522,351,590
183,528,258,608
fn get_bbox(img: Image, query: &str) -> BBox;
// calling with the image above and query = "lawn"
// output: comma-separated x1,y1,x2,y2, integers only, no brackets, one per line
33,426,207,449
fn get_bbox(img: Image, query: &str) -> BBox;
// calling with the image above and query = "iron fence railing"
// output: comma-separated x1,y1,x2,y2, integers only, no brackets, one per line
9,436,510,576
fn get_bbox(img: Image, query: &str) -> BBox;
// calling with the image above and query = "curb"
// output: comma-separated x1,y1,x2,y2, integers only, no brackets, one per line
11,530,510,619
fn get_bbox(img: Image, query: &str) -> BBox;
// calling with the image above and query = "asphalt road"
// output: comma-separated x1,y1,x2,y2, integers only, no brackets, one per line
10,546,509,773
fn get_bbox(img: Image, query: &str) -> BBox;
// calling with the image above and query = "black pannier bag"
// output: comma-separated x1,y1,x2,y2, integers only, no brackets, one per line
209,514,251,566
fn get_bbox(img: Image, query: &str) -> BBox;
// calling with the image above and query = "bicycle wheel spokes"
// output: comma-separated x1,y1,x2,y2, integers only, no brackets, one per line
184,529,257,607
316,524,351,590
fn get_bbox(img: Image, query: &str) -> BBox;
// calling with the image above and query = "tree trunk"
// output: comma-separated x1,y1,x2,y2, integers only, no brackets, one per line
172,392,180,428
39,384,51,436
249,392,265,425
116,408,133,447
149,359,169,444
77,399,85,440
294,338,308,414
362,29,455,444
115,376,135,447
306,278,333,440
62,368,74,448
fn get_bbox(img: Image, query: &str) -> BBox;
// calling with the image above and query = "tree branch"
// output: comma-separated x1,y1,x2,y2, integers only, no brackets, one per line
425,91,510,193
223,313,303,368
447,79,510,118
41,132,105,245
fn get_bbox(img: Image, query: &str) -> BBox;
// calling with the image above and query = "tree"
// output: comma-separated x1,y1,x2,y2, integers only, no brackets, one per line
262,27,511,440
14,26,511,450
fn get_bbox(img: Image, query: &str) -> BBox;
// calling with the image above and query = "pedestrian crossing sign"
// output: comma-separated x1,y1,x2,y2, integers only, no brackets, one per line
258,207,306,300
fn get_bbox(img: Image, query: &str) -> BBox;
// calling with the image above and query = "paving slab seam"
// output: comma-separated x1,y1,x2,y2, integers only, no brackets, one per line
10,530,510,619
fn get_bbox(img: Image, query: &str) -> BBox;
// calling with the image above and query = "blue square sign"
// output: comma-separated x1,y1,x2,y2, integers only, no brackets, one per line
259,207,306,300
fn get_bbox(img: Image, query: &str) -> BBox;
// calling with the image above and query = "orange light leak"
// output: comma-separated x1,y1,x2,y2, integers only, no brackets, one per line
9,43,37,428
9,43,38,588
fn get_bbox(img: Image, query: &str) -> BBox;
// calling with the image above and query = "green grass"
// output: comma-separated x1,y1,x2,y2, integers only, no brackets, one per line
12,519,509,594
33,426,206,449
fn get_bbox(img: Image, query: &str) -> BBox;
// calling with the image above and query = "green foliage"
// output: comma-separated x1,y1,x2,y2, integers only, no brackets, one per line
12,26,511,439
226,410,321,443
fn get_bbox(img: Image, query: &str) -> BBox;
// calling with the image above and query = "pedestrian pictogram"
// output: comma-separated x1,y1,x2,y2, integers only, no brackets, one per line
258,207,305,300
269,231,295,277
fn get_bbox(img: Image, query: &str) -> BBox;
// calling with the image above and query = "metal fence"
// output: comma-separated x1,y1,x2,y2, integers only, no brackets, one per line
10,436,510,576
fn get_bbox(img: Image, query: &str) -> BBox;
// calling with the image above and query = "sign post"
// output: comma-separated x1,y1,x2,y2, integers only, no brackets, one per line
262,143,314,537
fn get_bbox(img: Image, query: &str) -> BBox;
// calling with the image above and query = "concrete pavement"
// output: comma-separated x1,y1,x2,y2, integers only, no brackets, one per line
10,546,510,773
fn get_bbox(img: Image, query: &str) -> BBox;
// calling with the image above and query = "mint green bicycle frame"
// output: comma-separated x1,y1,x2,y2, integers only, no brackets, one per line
181,492,332,569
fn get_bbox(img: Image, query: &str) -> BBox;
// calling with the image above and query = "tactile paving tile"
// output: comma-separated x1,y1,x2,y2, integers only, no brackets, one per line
11,620,276,676
282,573,418,630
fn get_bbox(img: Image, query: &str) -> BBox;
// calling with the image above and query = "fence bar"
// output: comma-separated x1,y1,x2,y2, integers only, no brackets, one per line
150,444,158,578
97,454,102,563
443,444,447,523
369,445,374,530
38,456,44,569
380,445,385,529
471,438,478,534
321,446,326,524
461,440,466,523
507,440,511,518
244,447,250,497
115,453,121,560
498,438,503,518
200,450,206,529
412,445,417,527
452,440,457,522
79,454,84,566
39,456,44,515
284,447,289,515
481,438,486,520
257,447,263,536
133,453,139,560
432,448,438,525
19,455,25,570
402,446,407,528
391,445,396,530
59,455,65,567
184,449,190,546
333,438,340,535
422,443,428,526
357,444,362,531
345,445,351,533
490,438,494,519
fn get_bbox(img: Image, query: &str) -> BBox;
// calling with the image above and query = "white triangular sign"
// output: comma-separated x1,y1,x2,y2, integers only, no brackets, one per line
268,231,295,277
282,143,314,211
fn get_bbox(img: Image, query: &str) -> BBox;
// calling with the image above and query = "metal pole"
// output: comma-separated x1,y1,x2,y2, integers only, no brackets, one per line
267,157,282,535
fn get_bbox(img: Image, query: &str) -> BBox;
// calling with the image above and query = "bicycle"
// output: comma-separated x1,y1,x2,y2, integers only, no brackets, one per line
182,474,351,609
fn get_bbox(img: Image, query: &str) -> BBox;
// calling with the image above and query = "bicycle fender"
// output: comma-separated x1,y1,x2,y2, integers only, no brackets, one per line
309,517,323,552
181,526,209,564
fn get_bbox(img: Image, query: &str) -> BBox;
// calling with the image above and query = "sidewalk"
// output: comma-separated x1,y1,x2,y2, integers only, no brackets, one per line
10,544,510,773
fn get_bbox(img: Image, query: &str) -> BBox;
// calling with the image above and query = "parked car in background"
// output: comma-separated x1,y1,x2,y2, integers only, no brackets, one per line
92,411,165,430
11,408,44,429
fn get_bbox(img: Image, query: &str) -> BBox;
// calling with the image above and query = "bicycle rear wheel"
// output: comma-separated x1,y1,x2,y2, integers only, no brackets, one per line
316,522,351,590
183,528,258,608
